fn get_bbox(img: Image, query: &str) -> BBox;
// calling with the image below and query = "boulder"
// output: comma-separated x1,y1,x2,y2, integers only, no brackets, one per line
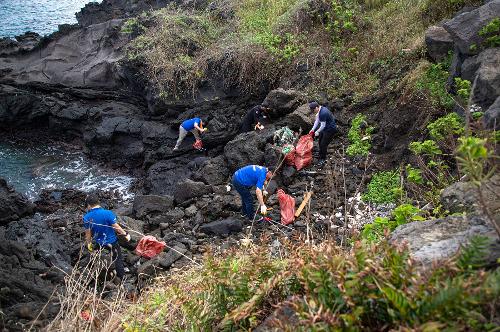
157,244,188,269
440,181,479,214
425,26,454,62
199,218,243,235
153,208,186,226
224,131,268,171
443,0,500,56
0,178,34,225
280,104,315,132
470,47,500,109
390,214,496,264
262,89,305,118
133,195,174,218
484,96,500,129
136,243,187,276
146,159,192,195
173,179,212,204
193,155,230,186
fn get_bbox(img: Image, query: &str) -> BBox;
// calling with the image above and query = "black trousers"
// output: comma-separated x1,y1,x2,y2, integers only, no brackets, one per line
319,130,335,160
98,241,125,279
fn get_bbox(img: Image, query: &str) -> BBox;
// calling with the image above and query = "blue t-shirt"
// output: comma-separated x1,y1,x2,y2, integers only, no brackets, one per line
181,118,201,131
83,207,118,246
234,165,267,189
319,107,337,133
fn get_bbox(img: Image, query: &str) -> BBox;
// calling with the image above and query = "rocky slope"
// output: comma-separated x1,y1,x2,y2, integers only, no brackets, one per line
0,0,499,330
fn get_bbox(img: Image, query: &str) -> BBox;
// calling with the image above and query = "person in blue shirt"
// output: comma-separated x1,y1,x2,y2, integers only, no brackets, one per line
232,165,272,220
308,101,337,166
83,193,130,280
173,117,207,151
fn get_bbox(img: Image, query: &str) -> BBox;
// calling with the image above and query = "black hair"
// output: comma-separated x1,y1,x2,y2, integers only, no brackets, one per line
85,193,99,207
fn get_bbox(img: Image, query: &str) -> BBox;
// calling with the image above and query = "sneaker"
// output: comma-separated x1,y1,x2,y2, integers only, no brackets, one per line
173,147,179,151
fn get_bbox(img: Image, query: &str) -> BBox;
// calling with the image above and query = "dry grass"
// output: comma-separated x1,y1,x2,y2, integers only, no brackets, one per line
41,248,129,332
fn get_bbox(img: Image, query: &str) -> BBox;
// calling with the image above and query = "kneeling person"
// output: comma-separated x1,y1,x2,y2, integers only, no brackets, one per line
83,193,130,280
173,117,206,151
232,165,272,220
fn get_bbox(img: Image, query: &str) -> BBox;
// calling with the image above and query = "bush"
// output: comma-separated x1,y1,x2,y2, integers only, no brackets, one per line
346,114,374,157
362,204,424,242
363,170,402,204
121,239,500,331
416,58,455,110
427,112,464,141
479,18,500,48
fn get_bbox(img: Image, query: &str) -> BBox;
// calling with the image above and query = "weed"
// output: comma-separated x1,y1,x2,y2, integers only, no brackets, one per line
409,139,442,156
346,114,374,157
362,204,424,242
121,17,145,34
416,58,454,110
479,17,500,48
427,112,464,141
363,170,402,204
406,164,424,184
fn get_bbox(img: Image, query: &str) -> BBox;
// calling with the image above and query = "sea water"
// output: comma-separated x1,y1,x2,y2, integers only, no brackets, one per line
0,0,101,38
0,140,134,201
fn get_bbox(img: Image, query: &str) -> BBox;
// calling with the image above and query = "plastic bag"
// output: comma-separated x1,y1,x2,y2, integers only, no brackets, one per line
294,135,313,170
278,189,295,225
193,139,203,150
135,235,166,259
284,146,296,166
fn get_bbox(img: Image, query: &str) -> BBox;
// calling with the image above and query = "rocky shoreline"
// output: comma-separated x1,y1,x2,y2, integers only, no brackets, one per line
0,0,499,330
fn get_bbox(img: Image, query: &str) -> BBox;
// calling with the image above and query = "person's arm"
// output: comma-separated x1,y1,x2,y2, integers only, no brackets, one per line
112,223,127,236
255,188,265,206
315,121,326,135
311,113,320,132
194,122,205,133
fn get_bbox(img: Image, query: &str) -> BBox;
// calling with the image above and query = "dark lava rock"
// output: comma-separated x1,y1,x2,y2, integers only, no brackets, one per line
262,88,305,118
425,26,454,62
199,218,243,235
174,178,212,204
443,0,500,56
484,96,500,129
279,104,315,132
133,195,174,218
156,208,186,226
0,178,34,225
193,155,230,186
146,159,192,195
469,47,500,109
224,130,270,171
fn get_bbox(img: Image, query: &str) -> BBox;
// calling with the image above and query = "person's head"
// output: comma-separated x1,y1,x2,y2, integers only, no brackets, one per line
260,101,271,113
265,166,275,181
309,101,320,113
85,193,100,209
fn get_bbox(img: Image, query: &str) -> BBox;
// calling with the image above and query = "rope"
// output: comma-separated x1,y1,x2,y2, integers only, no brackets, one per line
86,220,201,267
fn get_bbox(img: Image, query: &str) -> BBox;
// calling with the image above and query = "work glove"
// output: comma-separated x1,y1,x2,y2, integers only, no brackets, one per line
260,205,267,215
315,131,320,137
124,233,131,242
263,190,269,197
87,242,93,253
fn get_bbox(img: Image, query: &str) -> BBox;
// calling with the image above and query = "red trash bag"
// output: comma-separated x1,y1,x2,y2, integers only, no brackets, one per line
284,147,296,166
294,135,313,170
193,139,203,150
135,236,166,259
278,189,295,225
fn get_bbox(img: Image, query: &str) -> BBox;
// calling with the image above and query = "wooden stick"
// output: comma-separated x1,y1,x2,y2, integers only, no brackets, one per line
295,191,313,218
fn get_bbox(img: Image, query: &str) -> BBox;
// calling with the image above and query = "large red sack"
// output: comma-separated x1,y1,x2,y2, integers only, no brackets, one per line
135,236,166,259
294,135,313,170
278,189,295,225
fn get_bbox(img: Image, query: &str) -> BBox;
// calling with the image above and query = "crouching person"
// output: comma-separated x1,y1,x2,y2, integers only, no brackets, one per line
173,117,206,151
83,193,130,281
232,165,272,220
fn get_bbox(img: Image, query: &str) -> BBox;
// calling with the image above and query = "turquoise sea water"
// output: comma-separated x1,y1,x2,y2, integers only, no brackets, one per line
0,0,101,38
0,140,134,201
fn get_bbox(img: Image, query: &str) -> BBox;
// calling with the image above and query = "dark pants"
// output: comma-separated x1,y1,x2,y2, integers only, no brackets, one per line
233,177,254,220
319,130,335,160
98,241,125,279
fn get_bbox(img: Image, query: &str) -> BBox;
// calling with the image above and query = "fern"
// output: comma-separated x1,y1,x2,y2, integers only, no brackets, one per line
456,235,491,271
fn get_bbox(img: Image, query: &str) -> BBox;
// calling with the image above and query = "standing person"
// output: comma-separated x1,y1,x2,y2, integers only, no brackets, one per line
232,165,272,220
83,193,130,281
308,101,337,166
173,117,207,151
240,103,271,133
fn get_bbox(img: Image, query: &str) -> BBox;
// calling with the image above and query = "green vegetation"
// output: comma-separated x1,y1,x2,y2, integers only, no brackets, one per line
362,204,424,242
121,17,145,34
363,170,402,204
416,58,454,110
427,112,464,141
421,0,483,24
346,114,374,157
479,17,500,48
122,239,500,331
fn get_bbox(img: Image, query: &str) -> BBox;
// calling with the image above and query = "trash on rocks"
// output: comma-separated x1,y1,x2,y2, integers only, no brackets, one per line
278,189,295,225
135,236,167,259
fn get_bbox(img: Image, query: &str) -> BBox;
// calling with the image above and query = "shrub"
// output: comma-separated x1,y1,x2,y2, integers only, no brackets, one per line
416,59,455,110
409,139,443,156
479,18,500,48
406,164,423,184
362,204,424,242
121,239,500,331
346,114,374,157
363,170,402,204
427,112,464,141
